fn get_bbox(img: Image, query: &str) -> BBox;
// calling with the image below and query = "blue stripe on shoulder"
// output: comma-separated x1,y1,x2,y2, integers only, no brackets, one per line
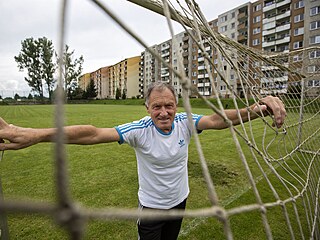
117,117,153,134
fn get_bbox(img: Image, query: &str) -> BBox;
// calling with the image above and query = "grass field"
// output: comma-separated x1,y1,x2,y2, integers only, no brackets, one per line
0,104,316,239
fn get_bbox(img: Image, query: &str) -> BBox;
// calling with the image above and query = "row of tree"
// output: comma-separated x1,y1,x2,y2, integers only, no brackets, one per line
14,37,96,101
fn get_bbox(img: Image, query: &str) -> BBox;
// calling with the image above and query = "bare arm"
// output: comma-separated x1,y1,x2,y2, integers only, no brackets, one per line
0,118,120,150
197,96,286,130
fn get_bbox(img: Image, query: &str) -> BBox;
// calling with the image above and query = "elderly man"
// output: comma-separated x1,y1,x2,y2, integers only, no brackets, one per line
0,82,286,240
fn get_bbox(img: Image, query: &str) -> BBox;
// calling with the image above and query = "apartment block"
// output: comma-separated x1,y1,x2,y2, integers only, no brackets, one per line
90,66,109,99
78,73,91,91
142,0,319,98
79,56,140,99
80,0,319,99
139,45,160,98
107,56,140,99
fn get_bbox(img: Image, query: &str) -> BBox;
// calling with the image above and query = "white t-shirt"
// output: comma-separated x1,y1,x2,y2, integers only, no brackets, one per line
115,112,203,209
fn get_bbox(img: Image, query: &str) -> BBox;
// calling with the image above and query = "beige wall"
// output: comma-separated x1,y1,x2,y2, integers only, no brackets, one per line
126,56,140,98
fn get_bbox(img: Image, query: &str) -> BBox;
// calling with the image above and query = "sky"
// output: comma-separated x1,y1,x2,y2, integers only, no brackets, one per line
0,0,249,97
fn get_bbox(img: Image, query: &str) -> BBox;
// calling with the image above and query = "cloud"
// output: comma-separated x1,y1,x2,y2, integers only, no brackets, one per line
0,0,249,93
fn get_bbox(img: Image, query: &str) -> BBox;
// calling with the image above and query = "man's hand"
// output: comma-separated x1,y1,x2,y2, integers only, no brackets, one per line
252,96,286,128
0,118,40,150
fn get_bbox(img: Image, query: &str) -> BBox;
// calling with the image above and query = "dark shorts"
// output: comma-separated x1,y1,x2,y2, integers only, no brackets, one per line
137,199,187,240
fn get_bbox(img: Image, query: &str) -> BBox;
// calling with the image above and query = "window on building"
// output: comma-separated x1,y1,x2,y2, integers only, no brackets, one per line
231,22,235,29
253,38,260,46
231,33,235,39
309,50,320,59
220,15,227,22
294,27,304,36
310,20,320,30
293,41,303,49
254,4,262,12
293,54,303,62
310,6,320,16
220,25,227,32
253,15,261,23
307,80,318,87
310,35,320,44
294,14,304,22
253,27,261,34
308,65,320,73
220,85,226,91
295,1,304,9
231,12,235,18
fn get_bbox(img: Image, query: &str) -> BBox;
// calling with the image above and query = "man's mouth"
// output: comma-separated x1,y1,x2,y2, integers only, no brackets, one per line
159,118,170,123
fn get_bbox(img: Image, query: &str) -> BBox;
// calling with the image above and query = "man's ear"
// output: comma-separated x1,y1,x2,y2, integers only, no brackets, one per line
145,104,150,114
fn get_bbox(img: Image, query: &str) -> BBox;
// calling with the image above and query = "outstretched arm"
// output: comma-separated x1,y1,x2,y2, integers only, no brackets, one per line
197,96,286,130
0,118,120,150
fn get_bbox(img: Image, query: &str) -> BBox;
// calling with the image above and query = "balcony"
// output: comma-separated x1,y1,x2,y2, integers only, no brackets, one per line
182,44,189,49
275,36,290,45
198,46,211,53
263,16,276,24
238,11,248,20
161,52,170,57
276,0,291,8
161,72,170,77
263,0,291,12
275,10,290,20
263,2,276,12
198,73,209,79
182,52,189,57
262,28,276,36
238,23,247,30
262,40,276,48
276,23,290,32
161,44,170,50
238,34,247,42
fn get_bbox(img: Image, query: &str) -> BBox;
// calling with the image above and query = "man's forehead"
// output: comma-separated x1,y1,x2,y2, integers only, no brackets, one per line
149,89,176,103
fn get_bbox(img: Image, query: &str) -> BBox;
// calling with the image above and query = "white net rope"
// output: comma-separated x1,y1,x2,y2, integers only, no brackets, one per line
0,0,319,239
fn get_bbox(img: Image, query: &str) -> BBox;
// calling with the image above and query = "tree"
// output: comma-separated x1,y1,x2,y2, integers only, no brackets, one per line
83,79,97,99
14,93,20,100
15,37,56,100
116,88,121,100
122,89,127,100
71,87,85,100
56,45,84,100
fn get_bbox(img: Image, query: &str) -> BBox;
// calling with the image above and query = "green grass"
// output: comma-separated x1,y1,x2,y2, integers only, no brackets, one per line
0,104,317,239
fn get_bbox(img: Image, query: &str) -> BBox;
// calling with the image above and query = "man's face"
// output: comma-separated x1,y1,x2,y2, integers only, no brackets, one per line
146,88,177,133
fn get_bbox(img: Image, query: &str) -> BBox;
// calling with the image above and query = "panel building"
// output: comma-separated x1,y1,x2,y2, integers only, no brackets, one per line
80,0,319,99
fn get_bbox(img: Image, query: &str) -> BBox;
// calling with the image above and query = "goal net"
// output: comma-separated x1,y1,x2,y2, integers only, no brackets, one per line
0,0,319,239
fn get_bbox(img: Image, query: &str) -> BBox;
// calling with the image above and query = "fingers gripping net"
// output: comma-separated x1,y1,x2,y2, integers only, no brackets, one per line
1,0,320,239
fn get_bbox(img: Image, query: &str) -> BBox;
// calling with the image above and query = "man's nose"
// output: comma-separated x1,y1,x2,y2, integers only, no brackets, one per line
159,106,168,116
